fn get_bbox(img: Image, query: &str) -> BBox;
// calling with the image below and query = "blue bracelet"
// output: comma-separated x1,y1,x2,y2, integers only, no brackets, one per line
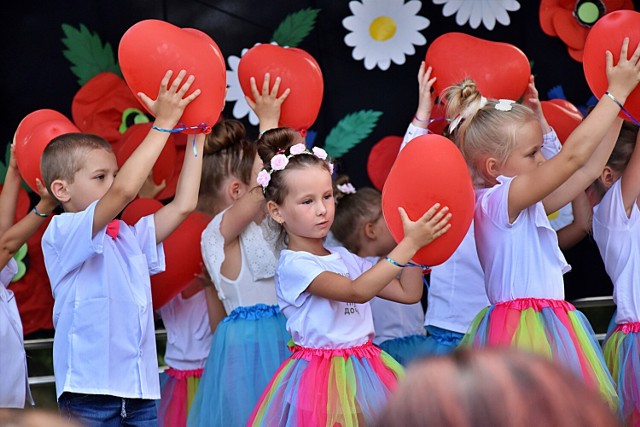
32,207,48,217
385,256,431,273
605,91,640,126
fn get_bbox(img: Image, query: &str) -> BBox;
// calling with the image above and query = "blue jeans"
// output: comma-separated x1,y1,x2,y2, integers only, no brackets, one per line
58,392,158,427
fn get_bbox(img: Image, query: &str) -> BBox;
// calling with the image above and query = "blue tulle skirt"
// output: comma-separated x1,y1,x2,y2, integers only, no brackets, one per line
377,334,431,366
424,325,465,355
186,304,290,427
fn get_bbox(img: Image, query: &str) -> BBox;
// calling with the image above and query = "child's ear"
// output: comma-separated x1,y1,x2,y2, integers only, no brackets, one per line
50,179,70,203
483,157,500,180
363,221,377,240
600,166,616,189
228,180,243,201
266,200,284,224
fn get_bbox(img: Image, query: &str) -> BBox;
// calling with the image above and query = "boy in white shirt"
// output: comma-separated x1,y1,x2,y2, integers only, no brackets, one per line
41,70,205,426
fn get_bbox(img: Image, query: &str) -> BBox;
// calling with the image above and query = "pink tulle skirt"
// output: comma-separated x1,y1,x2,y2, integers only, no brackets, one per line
248,340,403,427
603,321,640,425
158,367,203,427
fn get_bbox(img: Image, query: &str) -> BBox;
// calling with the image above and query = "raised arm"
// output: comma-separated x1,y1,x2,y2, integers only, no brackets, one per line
0,143,21,236
400,62,436,152
93,70,200,235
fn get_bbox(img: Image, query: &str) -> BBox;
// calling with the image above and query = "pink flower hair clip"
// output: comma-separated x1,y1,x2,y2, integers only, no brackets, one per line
257,143,334,192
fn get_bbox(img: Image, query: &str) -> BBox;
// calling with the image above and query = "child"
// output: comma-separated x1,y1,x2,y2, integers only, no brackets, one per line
330,177,431,366
41,69,205,426
187,74,292,427
247,128,451,426
448,38,640,407
592,121,640,424
0,144,56,408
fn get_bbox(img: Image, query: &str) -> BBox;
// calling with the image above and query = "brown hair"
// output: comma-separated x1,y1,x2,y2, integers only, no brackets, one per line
591,121,639,199
374,348,620,427
200,119,256,201
41,133,113,201
442,78,537,186
257,127,332,204
331,175,382,254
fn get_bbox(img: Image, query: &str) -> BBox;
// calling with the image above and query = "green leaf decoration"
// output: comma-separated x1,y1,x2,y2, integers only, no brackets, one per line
324,110,383,158
271,8,320,47
61,23,121,86
0,144,8,184
11,243,28,282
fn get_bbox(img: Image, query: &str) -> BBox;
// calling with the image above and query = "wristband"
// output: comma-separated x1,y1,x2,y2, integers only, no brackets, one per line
33,207,48,218
385,256,431,274
604,91,624,110
604,91,640,126
414,114,429,122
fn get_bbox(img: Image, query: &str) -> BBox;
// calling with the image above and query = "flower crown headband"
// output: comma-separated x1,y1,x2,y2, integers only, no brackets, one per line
257,143,334,192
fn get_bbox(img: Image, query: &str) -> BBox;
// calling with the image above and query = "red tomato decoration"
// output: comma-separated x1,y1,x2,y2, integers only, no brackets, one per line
367,136,402,192
425,32,530,102
14,110,80,192
382,134,475,266
238,44,324,131
541,100,584,144
583,10,640,122
155,145,185,201
118,19,226,132
115,123,177,193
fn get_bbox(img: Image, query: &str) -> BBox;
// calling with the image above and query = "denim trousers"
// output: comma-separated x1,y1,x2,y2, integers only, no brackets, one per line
58,392,158,427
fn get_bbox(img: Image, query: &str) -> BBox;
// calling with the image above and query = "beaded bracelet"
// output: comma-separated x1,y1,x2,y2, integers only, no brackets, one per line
33,207,48,218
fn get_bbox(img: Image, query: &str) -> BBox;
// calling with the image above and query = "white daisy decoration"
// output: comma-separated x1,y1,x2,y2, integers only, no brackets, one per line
433,0,520,31
343,0,430,71
225,48,259,126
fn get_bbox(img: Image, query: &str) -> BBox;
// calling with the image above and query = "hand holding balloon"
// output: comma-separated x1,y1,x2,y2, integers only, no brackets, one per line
246,73,291,132
412,62,437,128
521,75,551,134
604,38,640,104
398,204,452,254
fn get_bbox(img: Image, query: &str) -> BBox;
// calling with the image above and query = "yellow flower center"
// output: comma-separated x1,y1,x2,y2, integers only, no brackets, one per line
369,16,396,41
547,210,560,221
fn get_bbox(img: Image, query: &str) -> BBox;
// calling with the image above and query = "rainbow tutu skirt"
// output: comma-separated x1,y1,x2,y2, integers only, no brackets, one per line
158,368,202,427
603,322,640,425
248,340,403,427
461,298,617,408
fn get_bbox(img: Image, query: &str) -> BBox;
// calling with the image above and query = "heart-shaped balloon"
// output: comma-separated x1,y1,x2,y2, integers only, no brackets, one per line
583,10,640,121
118,19,226,132
15,109,81,192
238,44,324,131
541,100,584,144
382,134,475,266
425,32,530,101
367,136,402,192
115,122,177,196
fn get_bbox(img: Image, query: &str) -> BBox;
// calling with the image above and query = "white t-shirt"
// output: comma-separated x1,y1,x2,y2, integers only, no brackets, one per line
0,259,32,408
474,176,570,304
276,246,374,349
158,290,212,370
43,201,164,399
593,179,640,324
200,208,280,315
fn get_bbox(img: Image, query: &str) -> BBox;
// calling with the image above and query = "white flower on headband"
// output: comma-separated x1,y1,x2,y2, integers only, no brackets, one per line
337,183,356,194
495,99,515,111
328,162,334,175
256,170,271,187
312,147,328,160
289,143,306,155
270,154,289,171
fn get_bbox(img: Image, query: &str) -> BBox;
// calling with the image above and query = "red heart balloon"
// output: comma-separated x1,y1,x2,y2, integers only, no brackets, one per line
367,136,402,192
238,44,324,131
15,110,81,192
583,10,640,121
541,100,584,144
425,32,530,101
115,122,177,194
118,19,226,132
382,134,475,266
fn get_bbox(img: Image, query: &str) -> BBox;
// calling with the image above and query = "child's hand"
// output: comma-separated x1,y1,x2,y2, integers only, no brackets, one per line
605,37,640,101
521,75,551,133
414,62,437,127
35,178,57,213
8,143,19,173
246,73,291,131
138,69,202,129
399,203,451,250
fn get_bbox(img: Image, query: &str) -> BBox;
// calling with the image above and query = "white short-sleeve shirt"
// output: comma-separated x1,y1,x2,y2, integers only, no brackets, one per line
276,246,374,349
593,179,640,324
0,259,32,408
474,176,570,304
42,200,165,399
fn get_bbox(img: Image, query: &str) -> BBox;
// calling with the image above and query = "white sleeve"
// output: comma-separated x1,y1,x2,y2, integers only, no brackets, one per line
400,123,429,152
541,128,562,160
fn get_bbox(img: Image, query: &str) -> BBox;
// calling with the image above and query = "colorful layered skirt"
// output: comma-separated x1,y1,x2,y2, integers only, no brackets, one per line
186,304,290,427
158,368,203,427
377,334,432,366
248,340,403,427
603,321,640,425
461,298,617,408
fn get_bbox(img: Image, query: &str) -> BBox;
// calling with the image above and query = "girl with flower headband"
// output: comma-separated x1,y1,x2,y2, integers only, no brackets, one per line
248,128,452,426
330,175,433,366
187,74,292,427
446,38,640,407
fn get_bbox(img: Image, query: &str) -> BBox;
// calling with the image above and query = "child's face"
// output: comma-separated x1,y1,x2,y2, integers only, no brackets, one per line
500,120,545,178
275,164,335,243
372,212,397,255
65,148,118,212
